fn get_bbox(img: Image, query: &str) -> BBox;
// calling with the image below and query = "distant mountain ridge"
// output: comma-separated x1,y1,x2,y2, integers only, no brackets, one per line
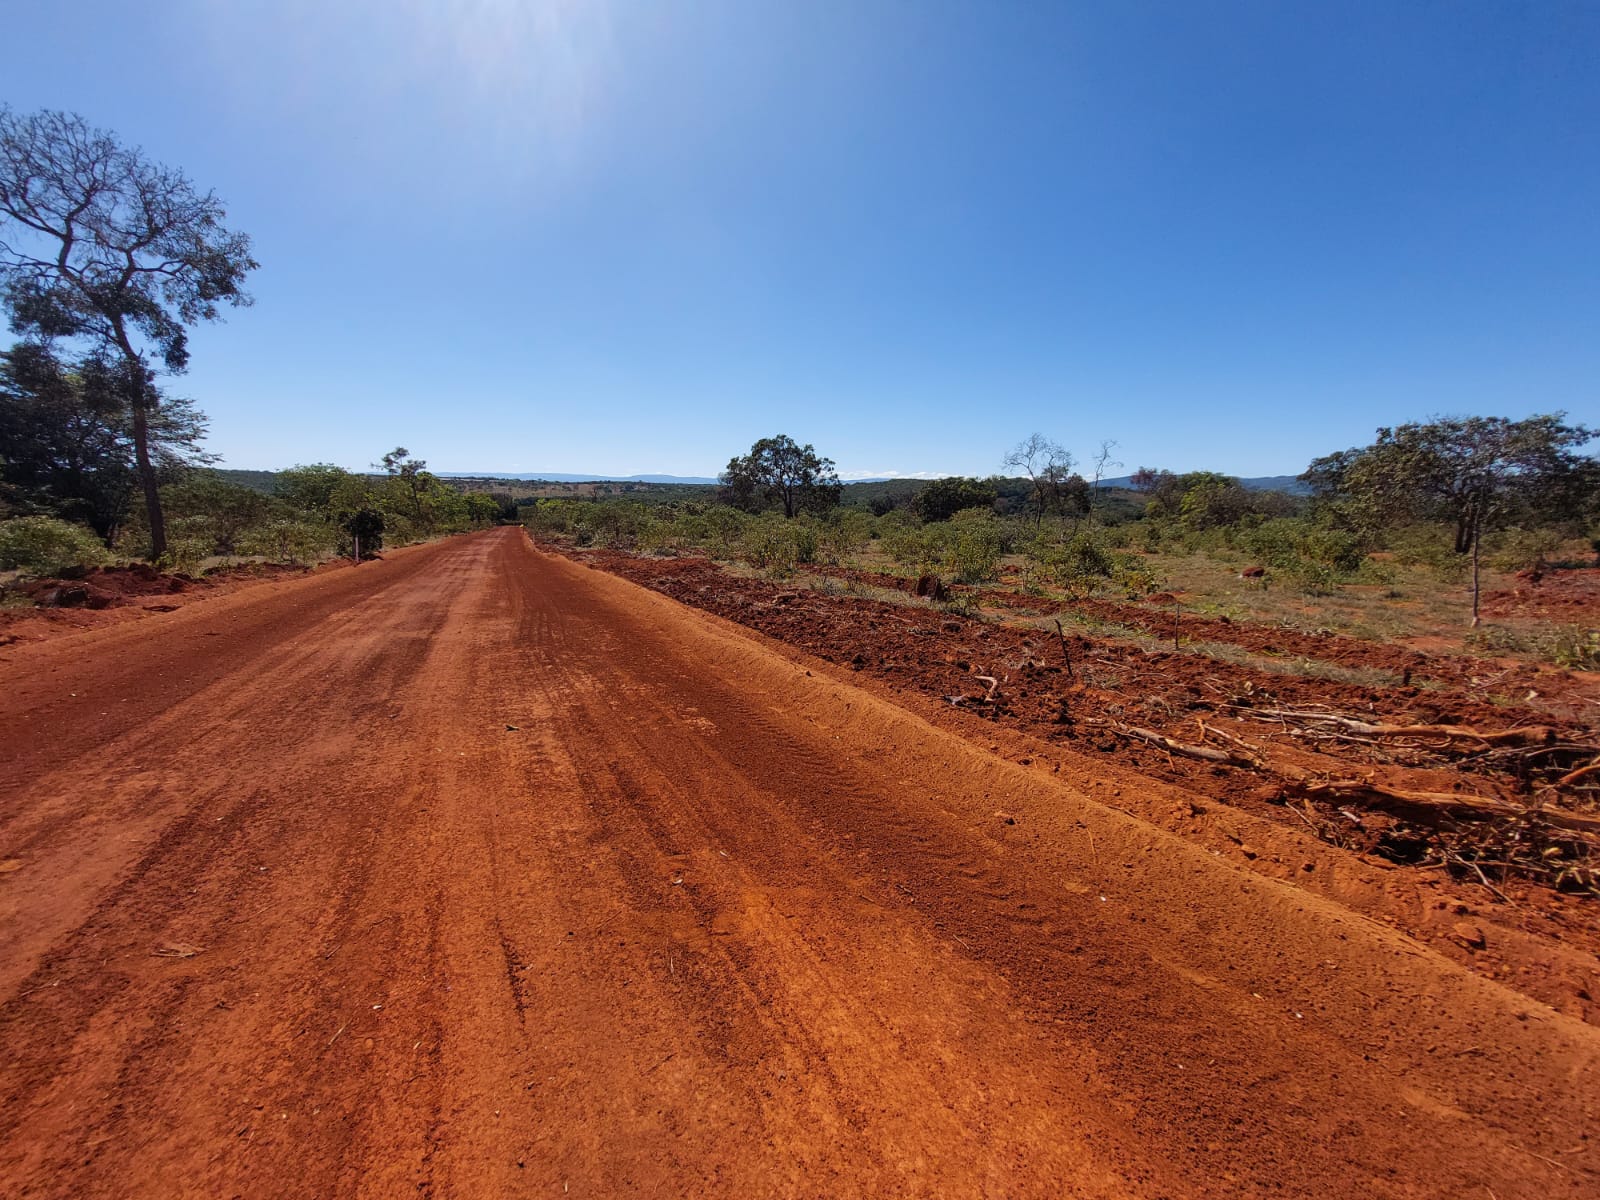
437,472,720,484
1099,473,1310,495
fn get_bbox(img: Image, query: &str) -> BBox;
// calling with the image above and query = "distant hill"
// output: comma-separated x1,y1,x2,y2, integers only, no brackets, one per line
438,472,719,485
210,468,280,494
1100,473,1310,496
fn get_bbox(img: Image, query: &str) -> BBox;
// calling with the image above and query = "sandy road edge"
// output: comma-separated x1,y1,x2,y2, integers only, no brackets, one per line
533,535,1600,1053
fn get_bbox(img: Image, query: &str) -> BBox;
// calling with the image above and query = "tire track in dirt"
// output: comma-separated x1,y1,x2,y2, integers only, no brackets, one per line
0,528,1595,1198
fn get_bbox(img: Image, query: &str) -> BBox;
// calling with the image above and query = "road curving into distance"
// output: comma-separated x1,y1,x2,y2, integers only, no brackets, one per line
1,526,1594,1198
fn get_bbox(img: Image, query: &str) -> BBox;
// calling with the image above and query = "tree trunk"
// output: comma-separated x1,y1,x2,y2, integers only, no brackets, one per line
130,399,167,560
109,320,166,560
1470,518,1482,627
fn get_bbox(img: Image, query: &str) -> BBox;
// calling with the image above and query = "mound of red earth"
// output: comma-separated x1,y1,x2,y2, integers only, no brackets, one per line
1482,565,1600,622
14,563,193,610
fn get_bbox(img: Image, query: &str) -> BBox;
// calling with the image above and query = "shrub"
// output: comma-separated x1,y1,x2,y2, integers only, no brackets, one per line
790,515,821,565
1300,528,1366,573
1486,527,1563,573
942,509,1003,583
818,509,872,563
0,516,108,574
1546,627,1600,670
1027,528,1117,597
882,520,932,568
238,520,338,565
739,513,801,575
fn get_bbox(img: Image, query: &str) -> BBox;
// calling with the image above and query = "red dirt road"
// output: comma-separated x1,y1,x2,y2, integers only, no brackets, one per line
1,528,1595,1198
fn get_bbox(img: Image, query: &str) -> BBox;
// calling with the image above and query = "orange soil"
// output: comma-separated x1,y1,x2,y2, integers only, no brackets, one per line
1,528,1595,1197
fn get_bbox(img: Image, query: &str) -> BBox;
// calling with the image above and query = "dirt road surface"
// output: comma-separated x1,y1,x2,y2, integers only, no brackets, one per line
2,528,1595,1198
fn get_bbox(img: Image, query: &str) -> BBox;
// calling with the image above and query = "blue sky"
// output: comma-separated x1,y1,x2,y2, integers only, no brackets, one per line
5,1,1598,479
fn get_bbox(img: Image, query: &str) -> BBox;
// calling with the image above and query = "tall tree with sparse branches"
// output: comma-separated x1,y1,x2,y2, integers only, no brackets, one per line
1003,433,1075,525
0,107,257,557
1303,414,1596,625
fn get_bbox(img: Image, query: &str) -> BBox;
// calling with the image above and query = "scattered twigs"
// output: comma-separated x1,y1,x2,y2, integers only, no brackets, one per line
1196,719,1267,759
1552,756,1600,790
1289,778,1600,842
1442,844,1514,905
1090,718,1265,770
973,675,1001,702
1229,706,1557,750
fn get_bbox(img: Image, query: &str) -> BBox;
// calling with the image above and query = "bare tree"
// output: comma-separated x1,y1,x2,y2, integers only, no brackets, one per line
1090,438,1122,504
1003,433,1075,525
0,108,257,557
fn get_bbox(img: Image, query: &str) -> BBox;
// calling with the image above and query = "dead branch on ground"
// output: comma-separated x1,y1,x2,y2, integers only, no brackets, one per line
1229,706,1558,749
1089,718,1266,770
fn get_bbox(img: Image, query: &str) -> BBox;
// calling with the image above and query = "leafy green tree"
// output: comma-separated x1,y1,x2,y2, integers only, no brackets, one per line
0,341,209,541
720,434,842,518
344,507,385,555
1303,414,1596,623
1130,467,1183,515
0,108,258,558
274,463,351,516
161,472,277,555
463,492,503,525
378,447,430,522
912,475,997,522
1176,472,1254,530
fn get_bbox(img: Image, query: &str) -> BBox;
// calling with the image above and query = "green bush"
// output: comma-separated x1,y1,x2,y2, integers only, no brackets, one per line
818,509,872,563
1546,627,1600,671
1240,518,1303,569
1300,528,1366,573
1486,527,1563,573
882,520,933,568
942,509,1003,583
238,520,339,565
0,516,108,574
1027,528,1117,596
790,515,821,565
739,513,801,575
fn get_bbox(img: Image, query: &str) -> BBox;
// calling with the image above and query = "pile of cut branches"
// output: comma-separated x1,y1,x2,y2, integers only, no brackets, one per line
1084,705,1600,897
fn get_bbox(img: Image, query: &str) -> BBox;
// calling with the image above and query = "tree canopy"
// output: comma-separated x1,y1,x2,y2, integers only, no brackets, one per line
0,340,208,541
1303,414,1596,551
1302,413,1596,622
911,475,998,522
720,435,842,518
0,107,257,557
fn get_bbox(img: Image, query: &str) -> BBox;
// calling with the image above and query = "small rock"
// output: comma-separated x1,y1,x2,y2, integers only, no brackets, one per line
1452,921,1487,950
